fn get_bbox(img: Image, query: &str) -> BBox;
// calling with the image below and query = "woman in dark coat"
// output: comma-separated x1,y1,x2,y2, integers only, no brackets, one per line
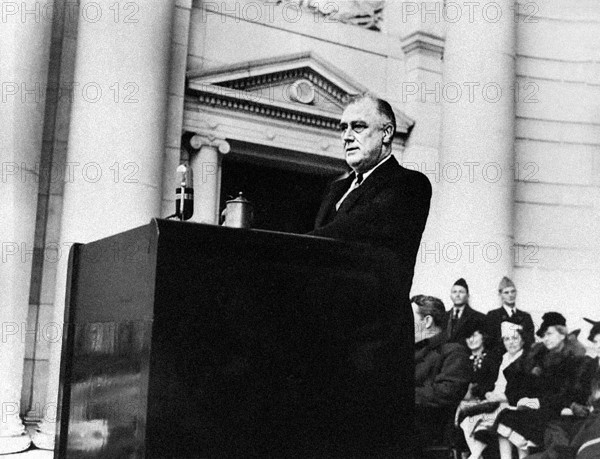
464,322,502,401
458,318,528,459
453,321,501,457
495,312,590,459
526,319,600,459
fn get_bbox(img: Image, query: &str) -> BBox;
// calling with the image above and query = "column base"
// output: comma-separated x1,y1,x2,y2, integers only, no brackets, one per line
0,432,31,455
31,421,56,451
24,411,43,426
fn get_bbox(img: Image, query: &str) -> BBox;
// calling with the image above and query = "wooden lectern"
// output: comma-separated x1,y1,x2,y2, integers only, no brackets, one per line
56,219,414,458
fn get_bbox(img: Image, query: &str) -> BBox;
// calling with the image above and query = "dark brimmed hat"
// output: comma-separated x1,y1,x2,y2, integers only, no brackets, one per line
584,318,600,342
462,318,487,339
453,278,469,294
536,312,567,337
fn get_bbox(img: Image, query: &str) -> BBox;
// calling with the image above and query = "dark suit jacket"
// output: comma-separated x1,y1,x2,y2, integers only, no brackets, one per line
413,332,470,451
414,332,471,409
486,307,535,350
309,156,431,298
445,304,487,345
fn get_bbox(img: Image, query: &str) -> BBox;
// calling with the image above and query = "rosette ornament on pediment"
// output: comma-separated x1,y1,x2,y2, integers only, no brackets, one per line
186,52,413,137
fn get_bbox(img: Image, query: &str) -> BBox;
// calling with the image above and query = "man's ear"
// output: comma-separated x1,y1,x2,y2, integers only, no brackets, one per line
382,123,394,145
424,315,434,329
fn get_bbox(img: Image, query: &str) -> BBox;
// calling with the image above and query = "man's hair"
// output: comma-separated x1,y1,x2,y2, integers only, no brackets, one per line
346,94,397,139
411,294,446,327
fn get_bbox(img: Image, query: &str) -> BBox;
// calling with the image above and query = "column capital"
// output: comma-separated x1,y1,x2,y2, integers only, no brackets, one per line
191,134,231,155
183,130,231,155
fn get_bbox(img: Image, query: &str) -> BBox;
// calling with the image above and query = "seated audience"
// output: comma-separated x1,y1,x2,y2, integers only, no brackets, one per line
412,294,471,453
528,370,600,459
526,318,600,459
494,312,591,459
458,318,529,459
569,371,600,459
567,320,600,458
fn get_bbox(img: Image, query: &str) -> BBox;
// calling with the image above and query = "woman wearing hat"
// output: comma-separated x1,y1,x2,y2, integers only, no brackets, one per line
494,312,591,459
452,320,501,457
523,318,600,459
462,320,501,401
457,317,529,459
566,321,600,459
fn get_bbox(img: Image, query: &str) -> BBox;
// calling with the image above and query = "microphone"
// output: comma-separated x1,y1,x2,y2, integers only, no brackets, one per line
175,163,193,220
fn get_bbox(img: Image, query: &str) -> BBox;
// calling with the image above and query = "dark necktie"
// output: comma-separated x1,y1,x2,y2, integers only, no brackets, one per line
449,309,459,337
335,172,364,214
508,308,514,318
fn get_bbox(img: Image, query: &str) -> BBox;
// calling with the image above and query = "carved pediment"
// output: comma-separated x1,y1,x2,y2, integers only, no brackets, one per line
186,52,414,137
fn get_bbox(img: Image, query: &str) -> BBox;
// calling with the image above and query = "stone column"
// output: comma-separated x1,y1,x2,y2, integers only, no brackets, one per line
436,0,516,309
0,0,53,453
188,134,230,225
32,0,175,449
384,1,446,297
161,0,193,219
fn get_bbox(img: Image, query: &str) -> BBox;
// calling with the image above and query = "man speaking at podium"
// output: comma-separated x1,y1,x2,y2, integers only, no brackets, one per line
310,95,431,299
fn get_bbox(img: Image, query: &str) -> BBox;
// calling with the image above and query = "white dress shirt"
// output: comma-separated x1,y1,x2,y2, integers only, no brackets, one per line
335,155,393,211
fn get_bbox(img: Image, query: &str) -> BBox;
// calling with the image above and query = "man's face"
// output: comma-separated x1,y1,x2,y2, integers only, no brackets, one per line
450,286,468,306
500,286,517,306
339,99,390,173
412,302,428,343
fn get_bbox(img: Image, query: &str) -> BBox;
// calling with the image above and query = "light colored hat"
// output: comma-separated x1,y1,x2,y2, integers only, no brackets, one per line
501,319,523,338
498,276,515,292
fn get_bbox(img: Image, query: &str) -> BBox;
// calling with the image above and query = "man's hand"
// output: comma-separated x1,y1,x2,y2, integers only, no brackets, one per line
570,402,590,417
516,397,540,410
463,383,475,400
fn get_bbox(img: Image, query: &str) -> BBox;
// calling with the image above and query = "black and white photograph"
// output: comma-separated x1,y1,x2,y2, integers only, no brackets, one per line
1,0,599,457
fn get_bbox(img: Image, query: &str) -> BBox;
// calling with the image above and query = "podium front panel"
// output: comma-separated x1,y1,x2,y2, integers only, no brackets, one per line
57,220,414,458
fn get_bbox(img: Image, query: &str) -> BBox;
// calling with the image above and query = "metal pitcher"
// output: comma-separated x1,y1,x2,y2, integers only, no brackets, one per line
221,192,254,228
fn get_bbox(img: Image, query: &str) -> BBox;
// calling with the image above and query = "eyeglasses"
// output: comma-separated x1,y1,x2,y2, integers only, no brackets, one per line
502,335,521,342
338,121,369,135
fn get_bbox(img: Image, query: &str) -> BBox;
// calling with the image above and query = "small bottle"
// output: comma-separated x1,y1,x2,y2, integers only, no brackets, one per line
222,192,254,228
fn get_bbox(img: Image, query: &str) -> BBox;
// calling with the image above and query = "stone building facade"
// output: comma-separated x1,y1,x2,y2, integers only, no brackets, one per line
1,0,599,453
